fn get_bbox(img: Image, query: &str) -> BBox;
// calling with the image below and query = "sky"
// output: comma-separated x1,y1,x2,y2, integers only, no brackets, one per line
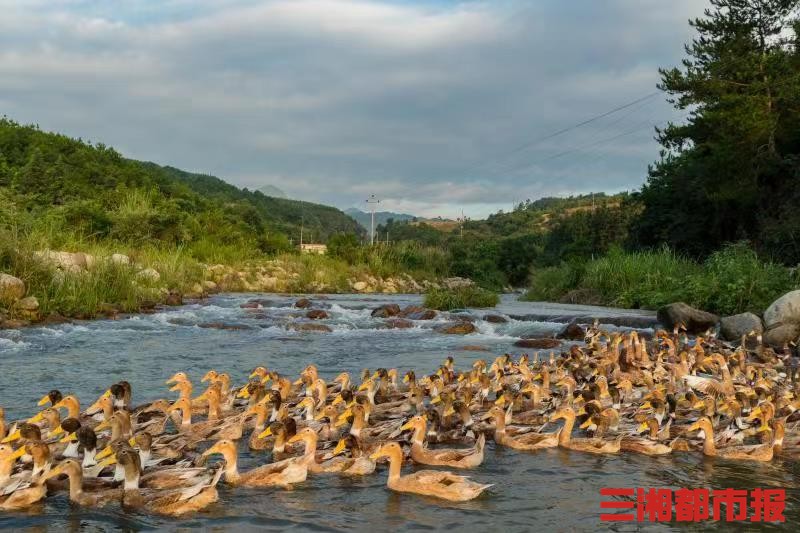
0,0,707,219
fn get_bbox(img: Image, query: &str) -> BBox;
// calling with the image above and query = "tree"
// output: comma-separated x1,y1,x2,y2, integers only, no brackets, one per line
632,0,800,261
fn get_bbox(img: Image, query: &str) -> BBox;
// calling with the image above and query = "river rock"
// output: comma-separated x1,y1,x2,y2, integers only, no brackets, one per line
136,268,161,282
0,273,25,303
557,321,586,341
15,296,39,320
400,305,437,320
202,280,219,293
483,314,508,324
719,312,763,341
353,281,368,292
165,291,183,306
372,304,401,318
289,322,332,333
295,298,313,309
384,318,414,329
306,309,329,320
436,322,476,335
0,318,29,329
764,323,800,347
198,322,253,331
656,302,718,334
459,345,491,352
110,253,130,265
34,250,94,272
514,338,561,349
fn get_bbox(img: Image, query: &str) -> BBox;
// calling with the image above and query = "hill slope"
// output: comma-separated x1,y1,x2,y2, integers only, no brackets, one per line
0,118,362,250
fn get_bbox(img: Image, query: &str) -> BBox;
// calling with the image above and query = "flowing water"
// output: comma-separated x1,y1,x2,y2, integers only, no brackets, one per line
0,294,797,531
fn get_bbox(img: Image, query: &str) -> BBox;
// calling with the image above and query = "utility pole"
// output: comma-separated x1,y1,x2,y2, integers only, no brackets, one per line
299,215,304,249
458,209,465,238
366,194,380,245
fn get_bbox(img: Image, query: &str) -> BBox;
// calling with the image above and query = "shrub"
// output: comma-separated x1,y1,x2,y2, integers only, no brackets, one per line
424,286,499,310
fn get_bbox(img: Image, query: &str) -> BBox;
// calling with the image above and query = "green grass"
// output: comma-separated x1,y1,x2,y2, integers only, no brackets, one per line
522,243,798,315
424,286,500,310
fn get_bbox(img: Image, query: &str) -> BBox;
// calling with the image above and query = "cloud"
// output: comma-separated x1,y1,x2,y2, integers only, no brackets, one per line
0,0,707,218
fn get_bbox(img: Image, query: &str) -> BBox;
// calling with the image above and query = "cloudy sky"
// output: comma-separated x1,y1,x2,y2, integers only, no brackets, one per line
1,0,706,218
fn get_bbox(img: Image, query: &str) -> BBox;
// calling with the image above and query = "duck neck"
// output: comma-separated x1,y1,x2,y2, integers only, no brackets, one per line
82,448,97,468
700,424,716,455
386,452,402,485
493,413,506,442
139,449,151,466
558,414,575,446
67,469,84,502
411,424,426,447
222,449,240,482
0,459,13,482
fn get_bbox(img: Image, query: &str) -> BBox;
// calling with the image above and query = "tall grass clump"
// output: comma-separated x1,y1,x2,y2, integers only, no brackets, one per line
523,262,586,302
685,243,797,315
424,286,499,310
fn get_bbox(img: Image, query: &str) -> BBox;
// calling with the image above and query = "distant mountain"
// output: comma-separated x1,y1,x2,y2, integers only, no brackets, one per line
344,208,416,230
257,184,287,199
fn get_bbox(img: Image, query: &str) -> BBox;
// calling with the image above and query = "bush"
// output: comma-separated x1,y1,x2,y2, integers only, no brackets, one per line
424,286,499,310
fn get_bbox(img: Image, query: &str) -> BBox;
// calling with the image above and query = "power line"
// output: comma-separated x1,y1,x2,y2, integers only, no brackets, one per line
466,91,661,175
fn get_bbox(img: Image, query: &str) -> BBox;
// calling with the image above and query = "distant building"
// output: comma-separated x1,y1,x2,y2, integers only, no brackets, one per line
300,243,327,255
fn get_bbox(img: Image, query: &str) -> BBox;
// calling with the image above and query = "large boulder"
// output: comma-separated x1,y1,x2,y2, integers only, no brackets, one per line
764,323,800,347
656,302,718,334
719,312,763,341
110,253,130,265
306,309,329,320
34,250,94,272
436,321,476,335
15,296,39,320
353,281,368,292
0,273,25,303
514,338,561,349
371,304,401,318
764,290,800,328
557,321,586,341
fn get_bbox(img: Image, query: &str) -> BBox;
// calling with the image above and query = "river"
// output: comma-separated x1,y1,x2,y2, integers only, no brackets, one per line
0,294,797,531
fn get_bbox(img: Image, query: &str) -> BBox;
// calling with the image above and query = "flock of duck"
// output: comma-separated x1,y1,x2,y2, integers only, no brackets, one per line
1,324,799,516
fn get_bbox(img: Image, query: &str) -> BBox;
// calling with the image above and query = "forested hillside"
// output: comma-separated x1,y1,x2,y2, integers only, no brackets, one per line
0,118,362,255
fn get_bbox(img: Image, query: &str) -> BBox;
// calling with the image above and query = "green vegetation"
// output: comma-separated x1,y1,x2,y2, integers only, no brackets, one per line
424,286,499,311
524,244,798,315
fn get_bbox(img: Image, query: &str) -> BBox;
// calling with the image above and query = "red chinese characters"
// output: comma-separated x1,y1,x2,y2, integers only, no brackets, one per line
600,487,785,523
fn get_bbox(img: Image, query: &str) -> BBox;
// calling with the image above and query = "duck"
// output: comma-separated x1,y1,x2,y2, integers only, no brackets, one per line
42,459,122,507
318,435,376,476
117,448,222,516
370,442,491,502
400,415,485,468
687,417,778,462
201,439,307,488
484,406,559,451
549,406,621,454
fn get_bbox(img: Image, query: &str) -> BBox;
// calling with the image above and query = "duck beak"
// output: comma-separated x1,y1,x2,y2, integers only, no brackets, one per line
687,421,700,432
128,437,137,447
202,443,221,457
95,445,114,460
431,396,442,405
249,369,262,379
494,396,505,407
49,426,64,437
402,375,410,383
27,411,45,423
96,456,117,468
10,446,26,461
692,401,705,410
640,401,652,410
443,406,456,417
257,427,272,439
332,394,344,406
293,377,304,386
332,439,347,456
237,387,250,399
369,449,384,461
37,394,52,407
335,409,353,428
1,430,21,444
357,381,370,391
400,420,414,431
579,418,593,430
745,407,762,422
59,432,77,444
95,419,111,432
201,371,214,383
286,434,302,445
86,390,111,412
637,421,649,433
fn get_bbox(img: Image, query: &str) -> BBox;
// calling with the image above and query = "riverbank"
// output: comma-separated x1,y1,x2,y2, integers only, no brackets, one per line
0,246,472,328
